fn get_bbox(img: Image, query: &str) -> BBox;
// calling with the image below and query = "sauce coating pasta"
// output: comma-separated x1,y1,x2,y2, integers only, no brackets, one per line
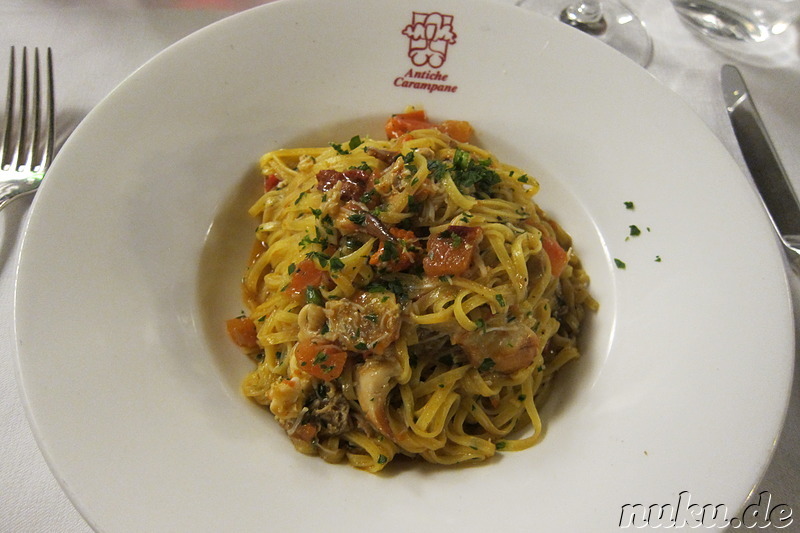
228,110,597,471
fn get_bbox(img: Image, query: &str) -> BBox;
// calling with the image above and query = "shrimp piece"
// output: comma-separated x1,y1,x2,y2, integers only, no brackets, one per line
452,321,540,374
355,356,401,437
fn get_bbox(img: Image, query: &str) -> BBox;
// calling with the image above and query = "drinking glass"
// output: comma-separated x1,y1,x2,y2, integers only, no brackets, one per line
517,0,653,67
672,0,800,42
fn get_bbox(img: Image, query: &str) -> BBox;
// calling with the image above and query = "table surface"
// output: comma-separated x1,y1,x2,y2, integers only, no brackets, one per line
1,0,798,531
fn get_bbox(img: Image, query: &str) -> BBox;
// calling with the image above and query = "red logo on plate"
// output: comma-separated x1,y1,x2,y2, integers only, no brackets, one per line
402,12,457,68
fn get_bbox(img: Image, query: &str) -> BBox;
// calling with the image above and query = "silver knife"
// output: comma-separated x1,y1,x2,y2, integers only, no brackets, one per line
721,64,800,269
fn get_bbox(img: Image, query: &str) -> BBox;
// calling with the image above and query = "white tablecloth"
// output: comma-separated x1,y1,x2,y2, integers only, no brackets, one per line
1,0,798,531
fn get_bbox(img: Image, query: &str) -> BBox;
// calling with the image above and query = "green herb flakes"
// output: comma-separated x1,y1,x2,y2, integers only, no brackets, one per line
348,135,362,150
348,213,366,225
305,285,323,306
329,257,345,271
330,142,349,155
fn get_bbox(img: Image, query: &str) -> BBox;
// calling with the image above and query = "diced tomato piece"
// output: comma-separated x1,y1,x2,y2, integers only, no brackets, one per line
423,226,483,277
294,340,348,381
385,110,435,139
542,236,568,277
369,227,418,272
290,423,318,442
226,316,259,350
389,227,416,241
316,168,371,201
288,259,327,295
385,111,474,143
264,173,280,192
437,120,473,143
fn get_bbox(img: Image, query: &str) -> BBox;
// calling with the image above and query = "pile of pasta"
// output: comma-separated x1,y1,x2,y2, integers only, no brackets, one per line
226,109,597,472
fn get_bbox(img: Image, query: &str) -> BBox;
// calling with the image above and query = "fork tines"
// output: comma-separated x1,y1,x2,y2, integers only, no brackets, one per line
1,46,55,174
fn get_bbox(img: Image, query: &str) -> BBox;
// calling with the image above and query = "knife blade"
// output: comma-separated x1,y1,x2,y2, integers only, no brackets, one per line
721,64,800,266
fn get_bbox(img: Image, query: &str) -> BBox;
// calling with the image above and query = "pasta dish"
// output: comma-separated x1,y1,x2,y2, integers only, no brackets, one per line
226,109,596,472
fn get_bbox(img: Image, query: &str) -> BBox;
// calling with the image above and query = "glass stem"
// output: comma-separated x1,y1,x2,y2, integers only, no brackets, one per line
560,1,607,35
563,1,604,25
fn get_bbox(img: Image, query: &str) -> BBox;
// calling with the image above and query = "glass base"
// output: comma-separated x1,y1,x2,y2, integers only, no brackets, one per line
560,1,653,67
672,0,772,42
515,0,653,67
672,0,799,65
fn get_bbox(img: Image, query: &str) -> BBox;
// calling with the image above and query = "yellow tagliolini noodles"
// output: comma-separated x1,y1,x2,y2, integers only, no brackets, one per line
229,110,596,472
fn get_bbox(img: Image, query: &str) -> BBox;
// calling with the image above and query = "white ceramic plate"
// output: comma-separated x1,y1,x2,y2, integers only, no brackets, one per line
14,0,794,531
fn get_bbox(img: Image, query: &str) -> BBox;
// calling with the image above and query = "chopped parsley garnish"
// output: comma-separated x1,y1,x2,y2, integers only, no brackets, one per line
655,255,662,262
624,201,635,210
495,441,507,450
305,285,324,306
348,213,366,225
614,258,627,269
426,159,449,181
495,294,506,307
360,189,377,204
306,250,330,267
299,226,329,250
402,150,418,174
453,148,471,170
329,257,345,271
312,351,328,364
364,278,407,301
364,313,378,323
330,142,349,155
348,135,362,150
377,454,388,464
379,240,399,262
426,150,499,196
288,262,296,274
451,149,500,196
629,225,641,237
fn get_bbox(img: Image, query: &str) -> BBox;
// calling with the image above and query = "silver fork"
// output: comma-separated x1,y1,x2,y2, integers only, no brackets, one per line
0,46,54,211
